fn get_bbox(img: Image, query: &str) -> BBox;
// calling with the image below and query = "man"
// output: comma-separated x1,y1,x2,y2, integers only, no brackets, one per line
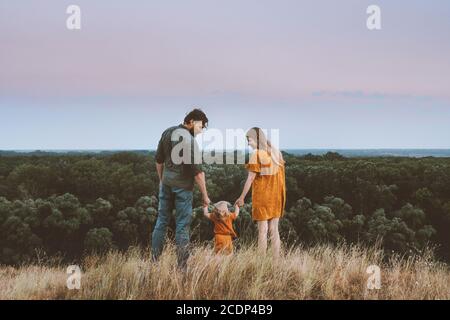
152,108,210,269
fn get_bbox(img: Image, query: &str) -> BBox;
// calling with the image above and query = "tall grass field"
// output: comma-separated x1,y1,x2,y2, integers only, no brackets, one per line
1,243,449,300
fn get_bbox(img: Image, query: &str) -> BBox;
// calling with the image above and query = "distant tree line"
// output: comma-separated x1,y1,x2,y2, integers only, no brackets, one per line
0,151,449,265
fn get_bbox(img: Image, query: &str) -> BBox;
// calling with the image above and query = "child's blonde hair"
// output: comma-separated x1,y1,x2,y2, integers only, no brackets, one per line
213,201,231,220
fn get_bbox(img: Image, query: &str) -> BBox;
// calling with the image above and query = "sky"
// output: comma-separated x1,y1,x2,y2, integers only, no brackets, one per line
1,0,450,150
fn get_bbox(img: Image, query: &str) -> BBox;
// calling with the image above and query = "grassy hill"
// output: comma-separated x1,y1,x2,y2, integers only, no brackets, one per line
1,243,449,300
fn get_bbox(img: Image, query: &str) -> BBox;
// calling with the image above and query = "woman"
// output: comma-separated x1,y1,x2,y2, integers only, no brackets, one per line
235,127,286,260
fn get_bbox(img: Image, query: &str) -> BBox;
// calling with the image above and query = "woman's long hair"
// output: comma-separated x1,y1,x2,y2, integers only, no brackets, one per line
246,127,285,167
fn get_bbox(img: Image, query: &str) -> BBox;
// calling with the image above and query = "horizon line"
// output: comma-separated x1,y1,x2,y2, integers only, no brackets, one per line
2,148,450,152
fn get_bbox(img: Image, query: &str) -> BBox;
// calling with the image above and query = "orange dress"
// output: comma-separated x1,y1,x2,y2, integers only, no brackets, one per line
245,150,286,221
209,212,237,255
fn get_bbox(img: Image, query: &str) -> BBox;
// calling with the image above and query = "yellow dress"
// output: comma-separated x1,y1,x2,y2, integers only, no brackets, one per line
245,150,286,221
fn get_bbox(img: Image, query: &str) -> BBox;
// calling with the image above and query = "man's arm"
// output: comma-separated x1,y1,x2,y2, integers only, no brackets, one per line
194,171,210,207
155,132,166,183
156,162,164,182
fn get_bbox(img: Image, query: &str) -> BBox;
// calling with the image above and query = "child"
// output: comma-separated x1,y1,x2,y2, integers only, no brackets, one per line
203,201,239,255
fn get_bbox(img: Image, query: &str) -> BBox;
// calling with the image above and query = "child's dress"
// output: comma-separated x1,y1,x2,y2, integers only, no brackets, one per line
209,212,238,255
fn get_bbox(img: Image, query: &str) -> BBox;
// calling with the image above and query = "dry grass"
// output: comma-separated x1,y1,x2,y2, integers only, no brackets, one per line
1,243,449,300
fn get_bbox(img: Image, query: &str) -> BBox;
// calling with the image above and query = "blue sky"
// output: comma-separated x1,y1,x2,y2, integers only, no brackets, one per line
1,0,450,149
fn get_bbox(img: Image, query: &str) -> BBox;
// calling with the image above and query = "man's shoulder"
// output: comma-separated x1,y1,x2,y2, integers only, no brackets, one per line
166,124,190,133
163,125,180,134
161,125,185,138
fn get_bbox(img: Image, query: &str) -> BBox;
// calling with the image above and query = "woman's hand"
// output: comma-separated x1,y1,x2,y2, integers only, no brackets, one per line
235,172,256,208
234,196,245,207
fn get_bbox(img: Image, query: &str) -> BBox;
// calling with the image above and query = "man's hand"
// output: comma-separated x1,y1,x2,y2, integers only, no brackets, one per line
203,205,211,219
203,195,211,207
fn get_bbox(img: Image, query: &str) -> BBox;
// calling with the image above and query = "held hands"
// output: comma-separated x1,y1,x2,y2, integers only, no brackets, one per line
202,202,211,219
202,195,211,207
234,196,244,207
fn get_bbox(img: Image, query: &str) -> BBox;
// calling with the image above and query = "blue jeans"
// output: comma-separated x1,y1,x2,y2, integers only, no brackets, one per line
151,183,193,269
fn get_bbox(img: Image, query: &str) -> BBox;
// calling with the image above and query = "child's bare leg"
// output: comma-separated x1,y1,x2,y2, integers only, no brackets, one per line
268,218,280,261
257,220,268,254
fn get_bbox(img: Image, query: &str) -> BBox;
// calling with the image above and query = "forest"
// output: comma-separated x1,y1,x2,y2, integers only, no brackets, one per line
1,151,449,265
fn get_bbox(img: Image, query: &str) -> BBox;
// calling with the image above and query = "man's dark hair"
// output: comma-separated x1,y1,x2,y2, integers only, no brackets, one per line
183,108,209,128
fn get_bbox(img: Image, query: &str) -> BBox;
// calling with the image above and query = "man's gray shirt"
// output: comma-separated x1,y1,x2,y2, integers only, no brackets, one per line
155,124,203,191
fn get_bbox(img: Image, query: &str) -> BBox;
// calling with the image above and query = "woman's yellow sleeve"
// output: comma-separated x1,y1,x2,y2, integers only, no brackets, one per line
245,151,261,173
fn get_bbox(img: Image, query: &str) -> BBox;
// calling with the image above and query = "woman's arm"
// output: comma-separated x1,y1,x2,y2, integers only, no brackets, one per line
235,171,257,206
233,204,240,218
